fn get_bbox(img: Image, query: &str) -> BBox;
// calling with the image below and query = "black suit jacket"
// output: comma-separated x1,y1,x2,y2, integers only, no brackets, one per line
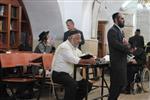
133,48,146,65
63,29,85,50
129,35,144,49
107,25,130,86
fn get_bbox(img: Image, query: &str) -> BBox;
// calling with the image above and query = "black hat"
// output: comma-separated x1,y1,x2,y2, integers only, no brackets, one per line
136,29,140,32
38,31,49,41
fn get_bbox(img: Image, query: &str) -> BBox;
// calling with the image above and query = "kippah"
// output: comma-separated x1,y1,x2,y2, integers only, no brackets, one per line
68,30,80,36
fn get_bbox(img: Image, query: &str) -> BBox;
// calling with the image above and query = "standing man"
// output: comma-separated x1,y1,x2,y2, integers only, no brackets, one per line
52,30,95,100
107,12,132,100
63,19,85,50
129,29,145,49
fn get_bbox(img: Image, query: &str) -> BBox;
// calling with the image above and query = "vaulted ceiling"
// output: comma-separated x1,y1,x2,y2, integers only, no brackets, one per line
22,0,150,48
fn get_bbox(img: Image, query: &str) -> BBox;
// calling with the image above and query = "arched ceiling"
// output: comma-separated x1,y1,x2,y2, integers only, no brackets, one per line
22,0,150,46
23,0,64,40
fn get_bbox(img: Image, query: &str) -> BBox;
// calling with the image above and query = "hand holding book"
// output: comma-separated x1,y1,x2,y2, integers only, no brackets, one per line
79,54,96,65
80,54,93,59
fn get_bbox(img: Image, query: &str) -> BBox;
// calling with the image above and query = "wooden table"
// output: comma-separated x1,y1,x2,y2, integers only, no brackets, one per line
0,52,53,70
74,62,110,100
0,52,53,100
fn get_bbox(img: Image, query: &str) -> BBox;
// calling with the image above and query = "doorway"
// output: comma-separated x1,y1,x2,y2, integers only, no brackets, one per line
97,21,107,58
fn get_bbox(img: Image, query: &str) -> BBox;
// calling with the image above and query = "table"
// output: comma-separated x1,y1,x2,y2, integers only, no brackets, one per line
74,62,110,100
0,52,53,100
0,52,53,70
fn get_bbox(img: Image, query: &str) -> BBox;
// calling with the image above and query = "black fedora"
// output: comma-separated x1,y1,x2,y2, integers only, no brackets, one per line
38,31,49,41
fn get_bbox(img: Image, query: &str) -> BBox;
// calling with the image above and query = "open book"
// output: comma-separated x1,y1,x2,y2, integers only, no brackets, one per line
80,54,93,59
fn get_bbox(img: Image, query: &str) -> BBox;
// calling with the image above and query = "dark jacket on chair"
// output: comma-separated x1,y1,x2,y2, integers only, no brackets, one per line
129,35,144,49
133,48,146,66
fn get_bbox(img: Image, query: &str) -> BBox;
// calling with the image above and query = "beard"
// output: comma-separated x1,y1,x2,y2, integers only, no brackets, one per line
118,24,124,28
73,44,79,48
118,23,124,28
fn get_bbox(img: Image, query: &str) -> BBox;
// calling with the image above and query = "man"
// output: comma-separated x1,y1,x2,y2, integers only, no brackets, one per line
63,19,85,50
34,31,55,53
51,30,95,100
126,46,146,94
129,29,144,49
107,12,132,100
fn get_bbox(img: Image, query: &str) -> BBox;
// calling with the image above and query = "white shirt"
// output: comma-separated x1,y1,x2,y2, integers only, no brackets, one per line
114,24,123,34
51,40,82,81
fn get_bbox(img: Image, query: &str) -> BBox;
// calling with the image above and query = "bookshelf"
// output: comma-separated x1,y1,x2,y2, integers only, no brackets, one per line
0,4,9,48
0,0,32,51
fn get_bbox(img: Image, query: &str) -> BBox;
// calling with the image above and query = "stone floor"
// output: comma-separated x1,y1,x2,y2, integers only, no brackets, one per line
34,74,150,100
36,83,150,100
2,74,149,100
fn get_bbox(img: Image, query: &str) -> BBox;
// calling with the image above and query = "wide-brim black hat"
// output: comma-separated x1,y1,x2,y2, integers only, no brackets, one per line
38,31,49,41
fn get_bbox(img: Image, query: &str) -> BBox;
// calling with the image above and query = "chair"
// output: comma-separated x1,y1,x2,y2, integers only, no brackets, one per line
83,66,100,90
29,56,45,100
31,53,59,100
131,66,150,94
49,75,64,100
27,53,54,100
145,42,150,53
141,66,150,92
0,53,44,100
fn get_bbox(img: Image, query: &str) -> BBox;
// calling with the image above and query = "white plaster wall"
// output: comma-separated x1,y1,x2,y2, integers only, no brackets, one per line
57,0,82,31
23,0,64,50
57,0,99,55
96,1,125,44
22,0,150,55
136,8,150,44
94,0,125,54
82,39,98,56
94,0,138,53
23,0,98,54
81,0,93,39
96,0,137,40
57,0,94,39
123,13,136,39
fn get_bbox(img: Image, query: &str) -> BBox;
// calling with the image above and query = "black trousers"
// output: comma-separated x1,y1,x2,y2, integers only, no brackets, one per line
52,71,92,100
108,84,124,100
126,65,141,91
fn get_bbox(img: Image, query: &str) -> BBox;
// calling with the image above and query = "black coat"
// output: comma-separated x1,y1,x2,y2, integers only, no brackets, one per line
107,25,130,86
129,35,144,49
133,48,146,65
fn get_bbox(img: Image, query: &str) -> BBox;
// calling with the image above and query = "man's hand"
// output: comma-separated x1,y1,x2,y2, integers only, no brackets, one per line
123,38,128,45
88,58,96,65
79,57,96,65
130,47,137,53
129,59,137,64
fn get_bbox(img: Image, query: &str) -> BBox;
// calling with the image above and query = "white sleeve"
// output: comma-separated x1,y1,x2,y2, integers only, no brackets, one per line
61,48,81,64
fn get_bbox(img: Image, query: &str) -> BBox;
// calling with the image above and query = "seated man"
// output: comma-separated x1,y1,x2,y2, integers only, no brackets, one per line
51,30,96,100
34,31,55,53
126,46,146,94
